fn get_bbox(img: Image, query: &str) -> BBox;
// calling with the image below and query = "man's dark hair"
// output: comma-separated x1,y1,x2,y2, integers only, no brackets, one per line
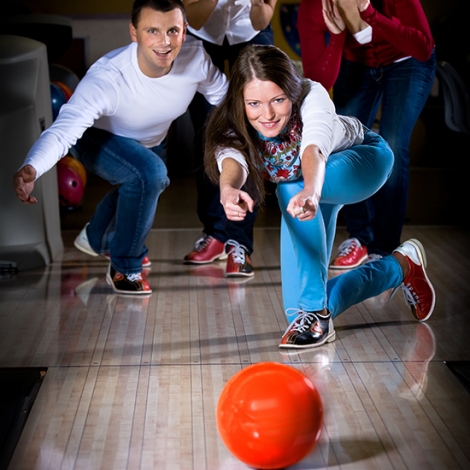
131,0,187,27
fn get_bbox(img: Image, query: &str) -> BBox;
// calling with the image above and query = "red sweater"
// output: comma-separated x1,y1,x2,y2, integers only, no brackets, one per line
297,0,435,90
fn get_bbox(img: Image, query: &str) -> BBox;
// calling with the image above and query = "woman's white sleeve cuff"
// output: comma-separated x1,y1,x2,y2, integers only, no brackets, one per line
216,148,249,177
354,25,372,44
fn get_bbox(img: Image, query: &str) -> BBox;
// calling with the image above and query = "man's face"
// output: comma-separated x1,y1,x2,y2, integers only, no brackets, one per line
130,7,187,78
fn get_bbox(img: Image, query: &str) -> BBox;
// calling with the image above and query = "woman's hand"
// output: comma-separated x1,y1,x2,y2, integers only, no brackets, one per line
334,0,370,13
220,187,254,221
322,0,345,34
357,0,370,13
287,144,325,221
287,190,320,221
332,0,369,33
219,157,254,221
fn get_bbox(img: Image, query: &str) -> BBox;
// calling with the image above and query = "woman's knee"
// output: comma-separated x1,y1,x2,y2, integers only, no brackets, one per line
378,145,394,179
365,133,394,178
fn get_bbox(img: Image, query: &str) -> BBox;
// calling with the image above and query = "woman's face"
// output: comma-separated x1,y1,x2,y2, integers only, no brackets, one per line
243,79,293,138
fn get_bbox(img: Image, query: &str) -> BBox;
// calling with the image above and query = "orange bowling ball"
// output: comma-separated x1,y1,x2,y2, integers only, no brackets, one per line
216,362,323,469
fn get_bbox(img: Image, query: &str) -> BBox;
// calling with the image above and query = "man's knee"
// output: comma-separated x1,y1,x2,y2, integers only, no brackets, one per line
142,159,170,194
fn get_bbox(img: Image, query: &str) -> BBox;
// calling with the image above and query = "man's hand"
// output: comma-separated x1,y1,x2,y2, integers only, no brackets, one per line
13,165,38,204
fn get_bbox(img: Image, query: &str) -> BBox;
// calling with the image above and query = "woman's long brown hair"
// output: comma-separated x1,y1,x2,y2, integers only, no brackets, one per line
204,44,311,203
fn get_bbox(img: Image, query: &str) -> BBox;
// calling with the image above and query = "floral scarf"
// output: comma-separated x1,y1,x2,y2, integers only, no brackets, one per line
256,114,302,183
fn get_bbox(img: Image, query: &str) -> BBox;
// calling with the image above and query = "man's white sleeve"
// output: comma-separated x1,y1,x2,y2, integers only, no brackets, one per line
21,74,116,179
197,49,229,106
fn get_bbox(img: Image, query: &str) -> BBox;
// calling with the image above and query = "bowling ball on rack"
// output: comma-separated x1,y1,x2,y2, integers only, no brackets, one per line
60,155,87,187
56,163,84,208
52,80,73,101
49,64,80,92
50,82,67,121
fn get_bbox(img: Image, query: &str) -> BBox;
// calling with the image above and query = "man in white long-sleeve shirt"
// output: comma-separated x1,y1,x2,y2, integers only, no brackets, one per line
12,0,228,295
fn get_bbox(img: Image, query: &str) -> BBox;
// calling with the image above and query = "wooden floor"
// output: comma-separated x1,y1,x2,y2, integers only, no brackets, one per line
1,178,470,469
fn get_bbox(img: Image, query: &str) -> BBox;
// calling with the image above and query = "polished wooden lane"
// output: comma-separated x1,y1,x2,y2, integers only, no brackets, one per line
1,225,469,469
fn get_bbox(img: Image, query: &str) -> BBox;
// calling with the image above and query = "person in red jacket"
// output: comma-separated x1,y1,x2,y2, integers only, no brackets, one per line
297,0,436,269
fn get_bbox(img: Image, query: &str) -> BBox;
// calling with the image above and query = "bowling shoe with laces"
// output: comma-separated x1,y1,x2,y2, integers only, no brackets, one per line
106,264,152,295
225,240,254,277
184,235,227,264
330,237,368,270
74,223,99,257
279,309,336,349
392,239,435,321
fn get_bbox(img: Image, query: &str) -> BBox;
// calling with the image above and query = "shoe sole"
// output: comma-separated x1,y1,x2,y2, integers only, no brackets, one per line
407,238,427,268
278,329,336,349
406,239,435,322
184,253,228,264
225,277,254,284
224,271,254,278
106,272,153,296
74,238,99,257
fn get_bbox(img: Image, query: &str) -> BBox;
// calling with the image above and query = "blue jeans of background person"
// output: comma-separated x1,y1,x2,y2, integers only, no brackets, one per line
277,131,394,323
73,127,169,274
188,25,274,253
333,50,437,255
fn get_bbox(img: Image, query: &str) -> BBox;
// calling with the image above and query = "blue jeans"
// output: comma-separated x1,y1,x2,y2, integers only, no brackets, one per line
73,127,169,274
187,25,274,253
333,50,437,255
277,131,396,323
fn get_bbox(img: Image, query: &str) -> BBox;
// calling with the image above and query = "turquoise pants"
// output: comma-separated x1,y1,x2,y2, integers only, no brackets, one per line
276,130,400,323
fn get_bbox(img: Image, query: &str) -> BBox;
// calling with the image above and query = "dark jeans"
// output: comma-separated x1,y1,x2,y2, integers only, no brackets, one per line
188,25,274,254
73,127,168,274
333,50,437,255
